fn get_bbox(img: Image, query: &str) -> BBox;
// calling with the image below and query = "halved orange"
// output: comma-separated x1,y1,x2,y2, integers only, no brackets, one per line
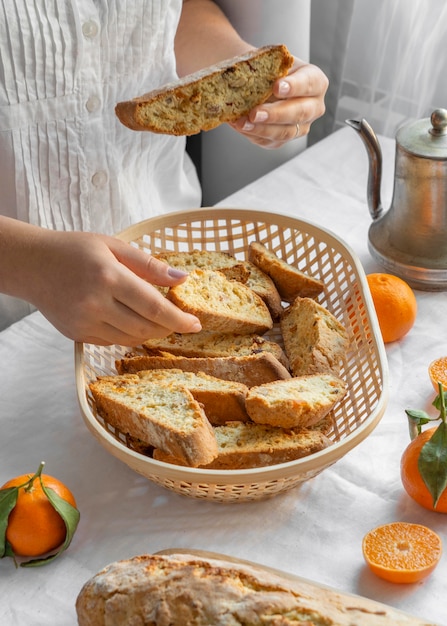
362,522,442,583
428,356,447,393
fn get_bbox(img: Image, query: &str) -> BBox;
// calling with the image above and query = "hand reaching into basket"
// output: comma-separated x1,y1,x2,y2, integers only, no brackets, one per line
0,217,202,345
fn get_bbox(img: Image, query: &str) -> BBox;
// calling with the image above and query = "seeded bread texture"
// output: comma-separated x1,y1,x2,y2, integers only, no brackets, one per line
245,374,347,429
154,420,332,469
115,352,291,387
281,297,349,377
115,45,294,136
89,374,218,467
142,330,289,367
167,268,273,335
76,552,435,626
249,241,325,301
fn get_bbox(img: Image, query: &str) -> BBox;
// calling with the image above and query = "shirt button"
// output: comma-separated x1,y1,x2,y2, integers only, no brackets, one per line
86,95,101,113
82,20,99,39
91,170,108,187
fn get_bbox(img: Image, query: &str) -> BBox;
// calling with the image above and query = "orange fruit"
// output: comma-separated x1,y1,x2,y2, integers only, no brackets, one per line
366,273,417,343
362,522,442,583
428,357,447,393
1,470,77,557
400,427,447,512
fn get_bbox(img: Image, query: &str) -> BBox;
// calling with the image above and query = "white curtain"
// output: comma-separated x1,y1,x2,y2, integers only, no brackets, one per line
310,0,447,142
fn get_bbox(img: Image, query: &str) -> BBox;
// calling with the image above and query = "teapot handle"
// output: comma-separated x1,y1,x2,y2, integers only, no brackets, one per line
346,119,384,221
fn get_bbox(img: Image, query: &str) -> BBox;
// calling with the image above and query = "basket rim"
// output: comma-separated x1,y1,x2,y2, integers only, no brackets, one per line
75,207,389,484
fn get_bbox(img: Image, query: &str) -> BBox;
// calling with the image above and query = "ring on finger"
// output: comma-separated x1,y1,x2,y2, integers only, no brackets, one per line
294,122,300,138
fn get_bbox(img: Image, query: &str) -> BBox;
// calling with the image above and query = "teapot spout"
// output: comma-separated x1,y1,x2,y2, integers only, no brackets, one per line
346,119,384,221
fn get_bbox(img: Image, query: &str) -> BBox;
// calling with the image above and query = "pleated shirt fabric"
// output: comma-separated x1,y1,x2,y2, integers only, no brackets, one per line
0,0,201,328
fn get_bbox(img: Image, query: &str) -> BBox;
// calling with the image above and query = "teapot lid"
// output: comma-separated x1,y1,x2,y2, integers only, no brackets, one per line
397,108,447,159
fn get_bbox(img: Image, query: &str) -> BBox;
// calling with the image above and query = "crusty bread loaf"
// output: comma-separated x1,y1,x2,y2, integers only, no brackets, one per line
142,330,289,368
249,241,324,301
115,45,293,136
89,374,218,467
281,297,349,377
76,552,435,626
154,420,332,469
245,374,347,429
116,352,291,387
167,268,273,334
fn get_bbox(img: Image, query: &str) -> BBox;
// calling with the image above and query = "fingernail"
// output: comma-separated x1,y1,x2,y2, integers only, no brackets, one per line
190,320,202,332
168,267,188,278
278,80,290,96
253,110,268,123
242,121,255,131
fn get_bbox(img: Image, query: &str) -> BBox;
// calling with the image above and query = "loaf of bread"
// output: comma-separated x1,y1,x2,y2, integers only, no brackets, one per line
249,241,325,301
153,420,332,469
281,297,349,377
116,352,291,387
142,330,289,367
167,268,273,334
89,374,218,467
245,374,347,429
76,552,434,626
115,45,294,136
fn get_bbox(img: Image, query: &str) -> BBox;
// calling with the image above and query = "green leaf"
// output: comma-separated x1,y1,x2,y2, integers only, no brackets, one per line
405,409,433,439
418,421,447,509
20,483,80,568
0,487,18,558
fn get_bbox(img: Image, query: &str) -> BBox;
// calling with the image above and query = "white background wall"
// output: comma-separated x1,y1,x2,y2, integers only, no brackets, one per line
200,0,311,206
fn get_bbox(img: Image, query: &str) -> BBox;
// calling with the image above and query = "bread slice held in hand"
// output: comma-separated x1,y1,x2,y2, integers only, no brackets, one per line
167,268,273,335
115,45,293,135
89,374,218,467
245,374,347,429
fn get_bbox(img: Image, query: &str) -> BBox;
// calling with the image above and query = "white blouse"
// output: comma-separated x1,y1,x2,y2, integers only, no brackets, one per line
0,0,201,327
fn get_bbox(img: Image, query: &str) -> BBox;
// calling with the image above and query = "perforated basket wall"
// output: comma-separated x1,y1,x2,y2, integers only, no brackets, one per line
75,208,388,503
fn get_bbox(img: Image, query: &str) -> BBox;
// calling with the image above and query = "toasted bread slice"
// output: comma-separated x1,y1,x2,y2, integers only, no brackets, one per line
249,241,324,301
142,331,289,368
115,45,293,135
280,297,349,377
153,421,332,469
116,352,291,387
89,374,218,467
167,268,273,335
245,374,347,429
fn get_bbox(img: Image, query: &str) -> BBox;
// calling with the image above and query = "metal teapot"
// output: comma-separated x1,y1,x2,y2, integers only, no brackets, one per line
346,108,447,290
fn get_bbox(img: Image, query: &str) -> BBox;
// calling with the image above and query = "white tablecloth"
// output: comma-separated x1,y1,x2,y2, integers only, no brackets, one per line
1,127,445,625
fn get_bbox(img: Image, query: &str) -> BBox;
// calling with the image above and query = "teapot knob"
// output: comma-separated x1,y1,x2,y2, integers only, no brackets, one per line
430,108,447,136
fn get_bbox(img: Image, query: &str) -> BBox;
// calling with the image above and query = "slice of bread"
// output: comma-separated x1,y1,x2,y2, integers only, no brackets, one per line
154,249,283,320
115,45,293,136
116,352,291,387
154,249,250,284
166,268,273,335
153,421,332,469
132,368,249,425
245,374,347,429
280,297,349,377
249,241,324,301
89,375,218,467
142,331,289,368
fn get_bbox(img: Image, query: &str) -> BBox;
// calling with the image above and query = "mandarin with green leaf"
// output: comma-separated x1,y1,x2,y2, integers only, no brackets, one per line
0,462,80,564
401,426,447,513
